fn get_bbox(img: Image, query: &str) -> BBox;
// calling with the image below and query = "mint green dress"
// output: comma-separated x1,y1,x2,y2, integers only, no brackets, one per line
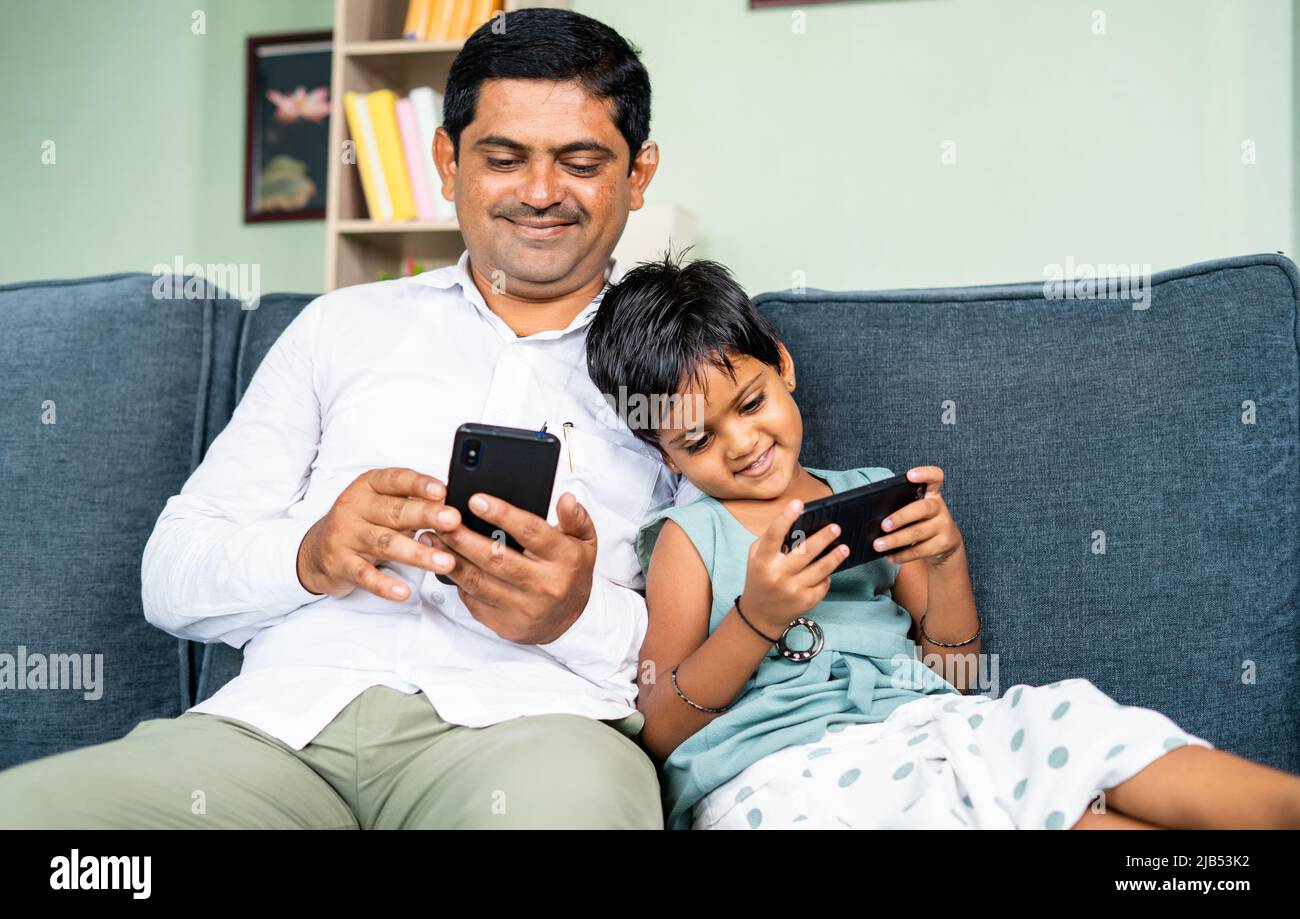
634,466,962,830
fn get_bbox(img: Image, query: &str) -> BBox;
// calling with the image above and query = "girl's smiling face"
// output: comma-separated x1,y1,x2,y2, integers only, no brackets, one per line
656,344,803,502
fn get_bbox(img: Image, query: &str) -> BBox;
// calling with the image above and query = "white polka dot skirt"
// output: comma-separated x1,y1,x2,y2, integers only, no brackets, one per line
691,677,1215,829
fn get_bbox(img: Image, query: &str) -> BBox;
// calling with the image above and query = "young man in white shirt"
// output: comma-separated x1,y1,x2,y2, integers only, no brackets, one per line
0,8,698,829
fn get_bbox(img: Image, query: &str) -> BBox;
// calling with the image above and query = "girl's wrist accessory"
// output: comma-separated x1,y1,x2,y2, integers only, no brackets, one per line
919,612,981,648
733,594,779,643
734,594,825,663
777,617,824,662
671,665,733,713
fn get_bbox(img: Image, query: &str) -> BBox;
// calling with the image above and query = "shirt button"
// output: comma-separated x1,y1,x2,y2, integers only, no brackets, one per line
419,579,446,606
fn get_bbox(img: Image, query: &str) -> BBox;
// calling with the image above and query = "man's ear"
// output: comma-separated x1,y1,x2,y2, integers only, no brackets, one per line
628,141,659,213
432,127,457,203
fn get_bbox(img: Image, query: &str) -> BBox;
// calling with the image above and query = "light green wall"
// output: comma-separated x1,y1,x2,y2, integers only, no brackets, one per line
0,0,331,296
192,0,335,296
1,0,1294,295
575,0,1295,291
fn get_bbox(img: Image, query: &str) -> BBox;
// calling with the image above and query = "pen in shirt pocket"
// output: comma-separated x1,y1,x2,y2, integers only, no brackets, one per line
540,420,576,472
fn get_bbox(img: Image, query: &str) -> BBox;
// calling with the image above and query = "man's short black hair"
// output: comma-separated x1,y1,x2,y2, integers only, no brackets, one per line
444,8,651,175
586,247,785,451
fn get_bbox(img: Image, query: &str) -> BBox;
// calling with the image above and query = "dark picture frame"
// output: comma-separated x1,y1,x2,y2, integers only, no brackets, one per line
244,31,333,223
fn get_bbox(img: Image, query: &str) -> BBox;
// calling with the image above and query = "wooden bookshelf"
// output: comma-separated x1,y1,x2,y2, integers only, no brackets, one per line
324,0,571,289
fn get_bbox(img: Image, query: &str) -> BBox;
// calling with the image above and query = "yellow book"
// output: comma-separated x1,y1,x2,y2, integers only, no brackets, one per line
365,90,417,222
466,0,502,37
342,91,389,221
449,0,477,41
425,0,457,41
403,0,432,39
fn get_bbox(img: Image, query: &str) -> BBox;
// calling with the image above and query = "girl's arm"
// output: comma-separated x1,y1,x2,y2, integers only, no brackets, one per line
637,519,773,763
883,466,981,691
893,548,981,691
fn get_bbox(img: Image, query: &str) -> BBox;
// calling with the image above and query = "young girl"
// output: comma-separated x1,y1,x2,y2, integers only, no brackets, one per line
584,252,1300,830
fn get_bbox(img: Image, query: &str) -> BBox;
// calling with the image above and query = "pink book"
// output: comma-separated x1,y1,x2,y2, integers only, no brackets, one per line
395,97,435,221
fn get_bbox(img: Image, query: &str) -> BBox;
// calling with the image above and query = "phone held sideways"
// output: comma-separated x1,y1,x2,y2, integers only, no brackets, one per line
779,473,926,572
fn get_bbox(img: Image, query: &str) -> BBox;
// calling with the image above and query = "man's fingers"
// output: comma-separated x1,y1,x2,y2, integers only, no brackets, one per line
357,525,445,574
361,491,463,536
555,492,597,544
367,466,446,501
436,520,537,582
439,550,530,611
343,551,414,600
417,530,464,571
464,492,561,557
417,530,469,575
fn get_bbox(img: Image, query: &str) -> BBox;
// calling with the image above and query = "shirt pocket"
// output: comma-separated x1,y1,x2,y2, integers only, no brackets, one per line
554,423,663,588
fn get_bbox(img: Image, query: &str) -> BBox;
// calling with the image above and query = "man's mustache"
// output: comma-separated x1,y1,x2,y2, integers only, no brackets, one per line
496,207,585,224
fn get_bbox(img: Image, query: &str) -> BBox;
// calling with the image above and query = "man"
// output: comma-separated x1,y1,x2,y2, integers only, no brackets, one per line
0,8,696,829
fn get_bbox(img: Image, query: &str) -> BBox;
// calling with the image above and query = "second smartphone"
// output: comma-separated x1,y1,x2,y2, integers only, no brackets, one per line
779,472,927,572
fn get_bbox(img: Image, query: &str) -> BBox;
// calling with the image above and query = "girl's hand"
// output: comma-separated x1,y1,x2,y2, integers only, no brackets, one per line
873,466,964,568
740,498,850,633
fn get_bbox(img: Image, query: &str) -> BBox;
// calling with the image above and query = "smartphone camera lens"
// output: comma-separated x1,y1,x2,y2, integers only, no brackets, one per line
463,439,481,468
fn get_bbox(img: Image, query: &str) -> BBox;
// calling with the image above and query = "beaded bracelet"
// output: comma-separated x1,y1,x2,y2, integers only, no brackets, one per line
670,665,734,713
919,612,981,648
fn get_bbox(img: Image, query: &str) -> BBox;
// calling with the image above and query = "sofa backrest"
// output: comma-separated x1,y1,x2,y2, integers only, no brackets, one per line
754,253,1299,774
3,254,1295,777
0,273,246,769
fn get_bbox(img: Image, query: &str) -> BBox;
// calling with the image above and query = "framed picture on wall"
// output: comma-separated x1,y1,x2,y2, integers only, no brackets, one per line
244,31,333,223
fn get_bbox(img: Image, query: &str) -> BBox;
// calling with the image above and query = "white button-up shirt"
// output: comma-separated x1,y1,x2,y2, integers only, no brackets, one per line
141,249,703,750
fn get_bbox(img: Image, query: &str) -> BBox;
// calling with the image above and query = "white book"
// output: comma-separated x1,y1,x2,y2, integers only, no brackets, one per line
410,86,457,223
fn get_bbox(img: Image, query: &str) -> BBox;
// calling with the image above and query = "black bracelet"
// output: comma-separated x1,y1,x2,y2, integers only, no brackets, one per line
733,594,779,644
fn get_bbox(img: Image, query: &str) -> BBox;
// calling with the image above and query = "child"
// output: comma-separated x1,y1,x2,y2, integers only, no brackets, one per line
584,250,1300,830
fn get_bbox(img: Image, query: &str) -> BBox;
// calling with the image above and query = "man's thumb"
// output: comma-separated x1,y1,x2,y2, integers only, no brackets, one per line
557,491,597,542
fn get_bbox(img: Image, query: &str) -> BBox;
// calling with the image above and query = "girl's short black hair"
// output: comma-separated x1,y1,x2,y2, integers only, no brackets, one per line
444,8,651,175
586,247,785,450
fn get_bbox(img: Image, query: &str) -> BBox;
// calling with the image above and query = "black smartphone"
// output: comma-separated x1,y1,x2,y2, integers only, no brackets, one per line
779,473,927,571
435,423,561,585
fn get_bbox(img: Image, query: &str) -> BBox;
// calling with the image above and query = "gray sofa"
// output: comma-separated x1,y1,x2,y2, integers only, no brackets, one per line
1,253,1296,781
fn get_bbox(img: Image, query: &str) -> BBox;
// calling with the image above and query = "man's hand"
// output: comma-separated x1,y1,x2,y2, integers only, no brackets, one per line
423,490,598,645
296,467,452,601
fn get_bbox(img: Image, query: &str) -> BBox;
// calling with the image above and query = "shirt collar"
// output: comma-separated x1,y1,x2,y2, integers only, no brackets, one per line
412,249,625,341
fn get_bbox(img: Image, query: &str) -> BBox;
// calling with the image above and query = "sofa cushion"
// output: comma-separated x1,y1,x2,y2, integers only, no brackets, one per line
752,253,1299,773
0,272,242,769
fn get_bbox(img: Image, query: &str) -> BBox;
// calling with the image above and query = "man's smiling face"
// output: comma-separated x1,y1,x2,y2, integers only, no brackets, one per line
435,78,656,294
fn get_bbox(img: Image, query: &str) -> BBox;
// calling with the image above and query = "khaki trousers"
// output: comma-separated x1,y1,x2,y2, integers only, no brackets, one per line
0,685,662,829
